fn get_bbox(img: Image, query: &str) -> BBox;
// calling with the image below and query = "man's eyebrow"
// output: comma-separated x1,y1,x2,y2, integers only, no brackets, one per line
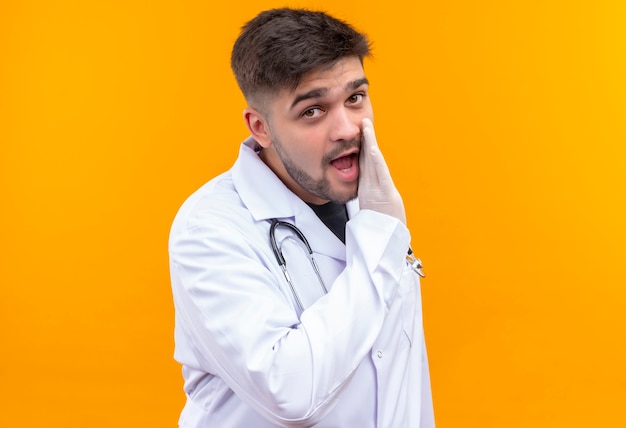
350,77,369,90
289,77,370,110
290,88,328,110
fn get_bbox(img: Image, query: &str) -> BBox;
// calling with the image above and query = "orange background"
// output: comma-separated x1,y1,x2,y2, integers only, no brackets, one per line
1,1,625,426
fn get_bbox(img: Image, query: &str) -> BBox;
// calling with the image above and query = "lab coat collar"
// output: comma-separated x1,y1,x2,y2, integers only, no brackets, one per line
232,137,359,261
232,137,295,221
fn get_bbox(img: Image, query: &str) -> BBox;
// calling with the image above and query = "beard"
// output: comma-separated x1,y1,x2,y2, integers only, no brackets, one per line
271,134,360,205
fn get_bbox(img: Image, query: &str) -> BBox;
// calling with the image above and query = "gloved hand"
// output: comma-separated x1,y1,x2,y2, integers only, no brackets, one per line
358,118,407,225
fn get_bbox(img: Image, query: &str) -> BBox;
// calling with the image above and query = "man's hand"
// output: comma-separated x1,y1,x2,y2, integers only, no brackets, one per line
358,118,407,225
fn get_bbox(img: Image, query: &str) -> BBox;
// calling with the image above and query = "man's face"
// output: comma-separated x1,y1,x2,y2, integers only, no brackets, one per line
259,56,373,205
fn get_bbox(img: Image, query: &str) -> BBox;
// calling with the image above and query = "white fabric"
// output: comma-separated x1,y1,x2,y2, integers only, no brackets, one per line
169,137,435,427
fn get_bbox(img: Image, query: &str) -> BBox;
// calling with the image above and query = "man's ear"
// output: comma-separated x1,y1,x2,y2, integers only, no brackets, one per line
243,107,272,148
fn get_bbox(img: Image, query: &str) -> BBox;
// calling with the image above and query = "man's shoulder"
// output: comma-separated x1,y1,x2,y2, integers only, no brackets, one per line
172,169,251,232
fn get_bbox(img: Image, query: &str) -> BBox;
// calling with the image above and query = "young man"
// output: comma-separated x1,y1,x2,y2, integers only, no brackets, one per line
169,8,434,427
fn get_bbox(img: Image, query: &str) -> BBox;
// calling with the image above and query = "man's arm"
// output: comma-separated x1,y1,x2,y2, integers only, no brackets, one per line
170,210,410,426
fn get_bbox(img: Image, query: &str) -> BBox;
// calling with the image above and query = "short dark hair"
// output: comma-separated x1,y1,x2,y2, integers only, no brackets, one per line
231,8,371,106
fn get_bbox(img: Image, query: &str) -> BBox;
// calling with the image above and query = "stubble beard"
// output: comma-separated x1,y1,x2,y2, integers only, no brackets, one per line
271,135,360,205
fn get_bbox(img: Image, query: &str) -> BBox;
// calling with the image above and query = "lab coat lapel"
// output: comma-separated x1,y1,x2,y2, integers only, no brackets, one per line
293,199,361,262
293,205,345,262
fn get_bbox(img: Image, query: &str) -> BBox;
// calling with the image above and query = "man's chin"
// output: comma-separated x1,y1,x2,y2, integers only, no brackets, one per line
326,188,358,205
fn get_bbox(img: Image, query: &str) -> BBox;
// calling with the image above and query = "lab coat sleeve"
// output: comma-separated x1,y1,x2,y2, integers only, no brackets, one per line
170,208,410,427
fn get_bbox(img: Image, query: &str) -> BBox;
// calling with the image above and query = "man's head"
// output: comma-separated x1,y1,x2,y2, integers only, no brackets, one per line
231,8,371,110
232,9,374,205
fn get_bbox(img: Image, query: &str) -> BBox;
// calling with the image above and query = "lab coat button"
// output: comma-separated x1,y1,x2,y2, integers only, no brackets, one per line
376,350,383,358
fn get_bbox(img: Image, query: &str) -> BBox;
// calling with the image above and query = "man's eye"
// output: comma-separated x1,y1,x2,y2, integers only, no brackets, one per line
302,107,322,118
347,94,363,105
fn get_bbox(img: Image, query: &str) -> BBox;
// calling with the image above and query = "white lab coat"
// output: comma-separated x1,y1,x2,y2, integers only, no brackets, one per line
169,137,435,427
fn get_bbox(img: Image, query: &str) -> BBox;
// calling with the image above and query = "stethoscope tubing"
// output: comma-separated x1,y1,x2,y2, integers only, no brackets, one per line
270,219,328,312
269,218,424,313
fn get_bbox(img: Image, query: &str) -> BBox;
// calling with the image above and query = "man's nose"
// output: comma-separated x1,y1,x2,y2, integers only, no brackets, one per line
329,107,361,142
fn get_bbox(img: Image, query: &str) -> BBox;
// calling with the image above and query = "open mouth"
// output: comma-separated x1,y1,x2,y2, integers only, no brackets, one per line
330,153,358,172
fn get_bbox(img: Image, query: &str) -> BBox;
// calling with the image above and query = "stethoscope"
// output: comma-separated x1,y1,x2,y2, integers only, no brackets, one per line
269,218,424,312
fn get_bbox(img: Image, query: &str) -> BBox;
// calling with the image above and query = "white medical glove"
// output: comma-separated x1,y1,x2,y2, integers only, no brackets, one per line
358,118,407,225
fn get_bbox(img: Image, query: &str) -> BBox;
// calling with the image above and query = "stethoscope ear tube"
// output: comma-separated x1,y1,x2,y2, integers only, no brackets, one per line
269,219,327,312
269,219,287,266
